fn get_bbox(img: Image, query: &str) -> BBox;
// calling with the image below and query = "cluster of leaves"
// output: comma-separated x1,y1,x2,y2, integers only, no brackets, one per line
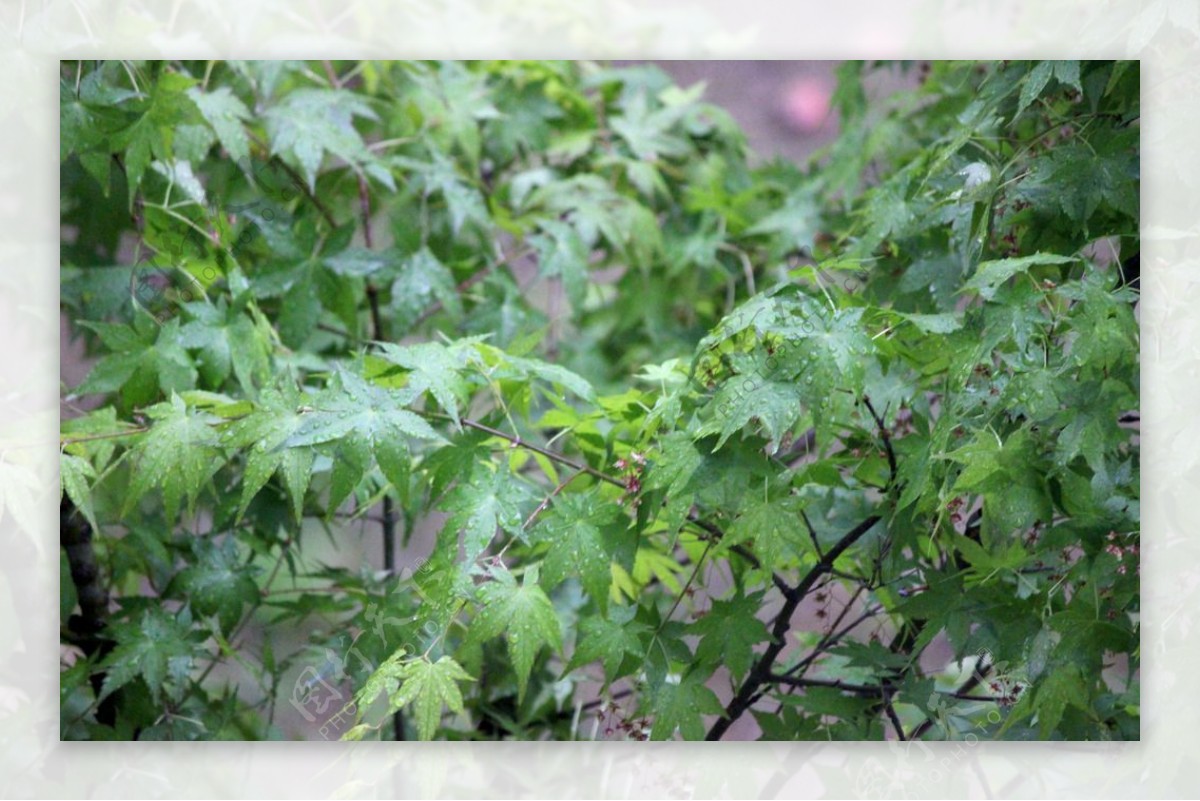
60,59,1138,741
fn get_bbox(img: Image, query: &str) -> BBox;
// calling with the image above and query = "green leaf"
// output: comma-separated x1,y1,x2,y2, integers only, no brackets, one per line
187,85,253,163
1015,133,1138,229
124,394,224,520
644,431,706,534
178,300,271,393
498,351,596,402
263,88,380,190
284,370,445,491
1033,664,1090,738
534,491,636,613
222,383,310,520
166,537,259,633
110,71,199,196
963,253,1076,300
468,566,562,700
747,186,822,256
77,317,197,409
721,495,810,569
900,311,963,334
1053,61,1082,93
689,592,771,681
648,671,723,740
531,218,590,310
386,656,474,741
528,174,662,267
404,61,498,170
1018,61,1054,116
376,340,472,428
389,247,463,327
698,350,805,453
60,453,99,532
395,153,487,234
439,464,528,563
99,605,204,704
565,604,648,681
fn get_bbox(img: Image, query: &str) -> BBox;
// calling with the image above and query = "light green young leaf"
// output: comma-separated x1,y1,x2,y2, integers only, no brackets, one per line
385,656,475,741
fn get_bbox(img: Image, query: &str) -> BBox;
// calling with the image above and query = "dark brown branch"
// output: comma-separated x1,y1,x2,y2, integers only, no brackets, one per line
800,508,823,560
61,497,118,727
910,657,993,740
766,675,877,693
861,394,896,489
883,696,908,741
706,514,881,740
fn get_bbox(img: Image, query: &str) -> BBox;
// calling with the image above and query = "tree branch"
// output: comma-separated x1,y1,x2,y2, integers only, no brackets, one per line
861,394,896,489
706,514,881,740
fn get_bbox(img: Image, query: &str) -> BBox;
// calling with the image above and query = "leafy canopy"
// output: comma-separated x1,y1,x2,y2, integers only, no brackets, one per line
61,60,1137,742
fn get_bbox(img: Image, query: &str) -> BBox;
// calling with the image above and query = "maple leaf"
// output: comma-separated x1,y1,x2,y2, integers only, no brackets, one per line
389,247,465,329
77,315,196,410
178,298,271,393
99,605,205,704
284,370,445,494
533,491,637,614
565,604,648,681
187,85,252,163
221,383,310,521
166,536,260,634
124,393,224,520
438,464,529,563
352,651,474,741
262,88,384,190
720,495,812,570
647,670,724,740
697,349,806,453
109,71,199,196
388,656,475,740
468,566,562,700
688,592,772,682
375,340,474,428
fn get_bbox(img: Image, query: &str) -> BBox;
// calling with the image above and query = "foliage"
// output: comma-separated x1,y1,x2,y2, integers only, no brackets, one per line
60,59,1139,741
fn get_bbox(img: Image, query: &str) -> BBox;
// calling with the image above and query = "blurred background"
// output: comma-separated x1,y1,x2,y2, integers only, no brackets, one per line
652,61,843,163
